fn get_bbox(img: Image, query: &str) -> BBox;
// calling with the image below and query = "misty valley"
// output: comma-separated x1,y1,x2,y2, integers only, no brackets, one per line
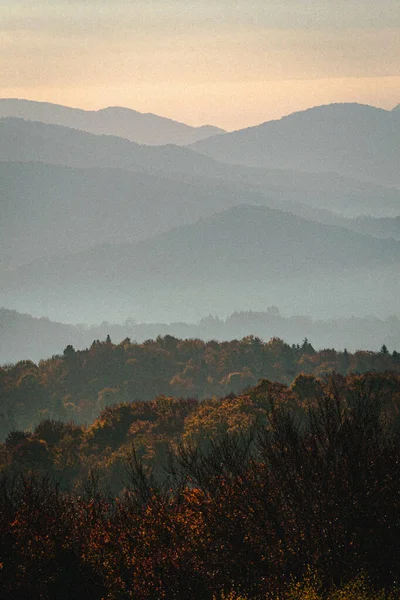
1,98,400,599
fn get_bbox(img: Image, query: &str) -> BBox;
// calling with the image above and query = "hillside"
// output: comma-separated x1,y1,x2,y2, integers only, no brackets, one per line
2,118,400,216
348,215,400,240
0,161,270,269
0,117,218,175
2,370,400,599
1,118,400,229
0,98,225,145
191,103,400,186
1,111,399,324
6,204,400,285
3,161,400,271
2,205,400,323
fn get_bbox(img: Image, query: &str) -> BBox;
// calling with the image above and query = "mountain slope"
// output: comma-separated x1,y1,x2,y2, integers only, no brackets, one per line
0,161,272,269
7,204,400,284
2,205,400,323
1,119,400,222
191,103,400,186
3,160,400,273
0,117,223,175
0,98,225,145
348,215,400,240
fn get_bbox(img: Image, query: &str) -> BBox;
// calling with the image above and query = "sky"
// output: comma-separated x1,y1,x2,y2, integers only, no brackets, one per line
1,0,399,130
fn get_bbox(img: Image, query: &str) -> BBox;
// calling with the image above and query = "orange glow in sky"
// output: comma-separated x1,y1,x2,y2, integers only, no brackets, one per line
1,1,399,129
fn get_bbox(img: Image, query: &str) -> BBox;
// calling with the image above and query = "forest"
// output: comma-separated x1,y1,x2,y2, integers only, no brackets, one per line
1,335,400,439
2,367,400,598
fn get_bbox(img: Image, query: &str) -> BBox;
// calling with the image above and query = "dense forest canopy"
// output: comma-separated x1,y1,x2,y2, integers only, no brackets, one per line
1,334,399,441
2,369,400,598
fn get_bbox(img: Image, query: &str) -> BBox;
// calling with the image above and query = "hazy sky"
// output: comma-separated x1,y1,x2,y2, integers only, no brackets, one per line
1,0,399,129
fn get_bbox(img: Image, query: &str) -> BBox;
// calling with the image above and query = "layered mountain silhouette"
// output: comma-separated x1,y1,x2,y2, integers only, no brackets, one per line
0,98,225,145
191,103,400,186
2,160,400,271
29,204,400,282
0,117,219,174
1,102,399,327
1,108,398,195
0,161,268,269
1,117,399,214
2,206,400,323
2,306,400,365
1,118,400,267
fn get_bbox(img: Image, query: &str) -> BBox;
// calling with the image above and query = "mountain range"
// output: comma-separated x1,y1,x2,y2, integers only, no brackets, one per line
2,159,400,272
0,98,225,145
0,99,399,329
2,205,400,323
191,103,400,186
2,306,400,365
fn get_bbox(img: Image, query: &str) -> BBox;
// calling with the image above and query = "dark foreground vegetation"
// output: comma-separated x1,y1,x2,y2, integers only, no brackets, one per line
2,370,400,598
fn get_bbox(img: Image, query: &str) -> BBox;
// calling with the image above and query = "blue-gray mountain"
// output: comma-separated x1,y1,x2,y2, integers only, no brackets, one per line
2,161,400,271
1,103,399,326
2,206,400,323
191,103,400,186
0,98,225,146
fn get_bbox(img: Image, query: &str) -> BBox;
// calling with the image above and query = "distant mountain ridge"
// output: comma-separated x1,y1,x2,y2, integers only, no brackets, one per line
2,160,400,271
0,161,273,269
8,204,400,285
0,98,225,145
1,102,400,326
0,117,219,173
2,306,400,365
2,205,400,324
1,118,399,224
191,103,400,186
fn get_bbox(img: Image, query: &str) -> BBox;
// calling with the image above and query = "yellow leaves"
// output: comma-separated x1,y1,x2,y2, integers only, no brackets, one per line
214,575,398,600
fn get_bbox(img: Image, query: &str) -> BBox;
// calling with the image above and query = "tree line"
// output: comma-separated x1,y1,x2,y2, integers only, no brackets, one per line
1,334,399,439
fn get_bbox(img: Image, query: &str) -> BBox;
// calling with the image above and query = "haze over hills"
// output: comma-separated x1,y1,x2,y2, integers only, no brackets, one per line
1,117,400,256
0,161,270,269
2,160,400,271
0,101,399,336
2,115,399,220
3,0,400,590
0,117,220,174
2,111,400,210
6,204,400,284
2,205,400,324
0,98,225,146
2,307,400,365
191,103,400,187
347,215,400,240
